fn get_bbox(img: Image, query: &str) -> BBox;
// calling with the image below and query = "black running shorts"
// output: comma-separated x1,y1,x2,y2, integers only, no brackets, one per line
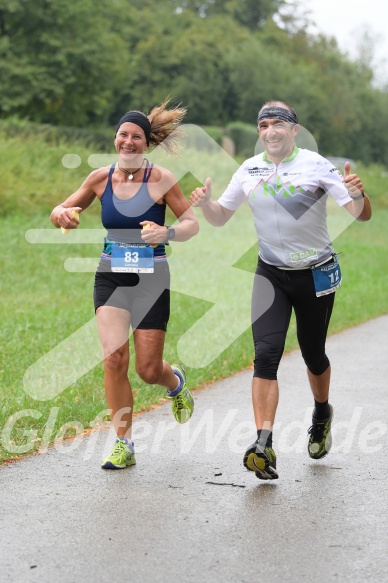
93,261,170,331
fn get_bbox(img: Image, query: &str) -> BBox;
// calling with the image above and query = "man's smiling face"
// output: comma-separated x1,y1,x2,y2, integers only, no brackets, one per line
258,117,299,164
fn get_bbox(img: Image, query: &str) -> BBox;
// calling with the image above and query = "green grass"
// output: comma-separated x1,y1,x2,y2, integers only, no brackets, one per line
0,129,387,463
1,207,387,463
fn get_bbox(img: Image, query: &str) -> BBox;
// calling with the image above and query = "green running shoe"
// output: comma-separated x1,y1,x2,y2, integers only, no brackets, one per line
243,442,278,480
307,404,334,459
101,438,136,470
168,364,194,424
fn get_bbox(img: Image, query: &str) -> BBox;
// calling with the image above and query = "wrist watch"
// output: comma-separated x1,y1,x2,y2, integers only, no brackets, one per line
351,191,365,200
165,226,175,241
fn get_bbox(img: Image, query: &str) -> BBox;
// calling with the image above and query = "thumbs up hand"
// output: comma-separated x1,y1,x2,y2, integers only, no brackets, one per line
344,161,351,178
190,177,212,207
343,161,364,199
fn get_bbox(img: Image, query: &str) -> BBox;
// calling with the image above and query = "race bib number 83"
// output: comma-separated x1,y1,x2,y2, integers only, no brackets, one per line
111,243,154,273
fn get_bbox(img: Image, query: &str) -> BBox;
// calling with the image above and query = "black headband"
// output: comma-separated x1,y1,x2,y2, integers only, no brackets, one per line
257,106,298,125
115,112,151,145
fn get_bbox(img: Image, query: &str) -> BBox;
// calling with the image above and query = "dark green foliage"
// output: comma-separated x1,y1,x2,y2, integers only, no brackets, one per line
225,121,259,158
201,126,224,146
0,117,113,150
1,0,388,163
0,0,132,125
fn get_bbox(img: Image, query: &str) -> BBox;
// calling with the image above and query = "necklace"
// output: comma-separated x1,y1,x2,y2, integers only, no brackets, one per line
118,158,145,180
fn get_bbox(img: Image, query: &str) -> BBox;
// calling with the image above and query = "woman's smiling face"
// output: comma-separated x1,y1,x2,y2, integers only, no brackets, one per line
114,122,147,161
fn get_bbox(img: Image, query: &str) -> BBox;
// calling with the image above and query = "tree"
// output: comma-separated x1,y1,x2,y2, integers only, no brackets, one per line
0,0,131,125
110,8,249,126
168,0,285,30
1,0,388,163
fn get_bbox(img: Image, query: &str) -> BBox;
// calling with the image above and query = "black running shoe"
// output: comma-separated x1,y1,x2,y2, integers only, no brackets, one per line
307,404,334,459
243,442,278,480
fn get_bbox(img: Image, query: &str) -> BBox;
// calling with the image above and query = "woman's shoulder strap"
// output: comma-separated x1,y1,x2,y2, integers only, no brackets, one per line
143,158,154,183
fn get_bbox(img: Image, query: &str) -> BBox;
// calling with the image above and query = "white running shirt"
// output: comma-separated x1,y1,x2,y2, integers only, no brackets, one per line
218,147,353,268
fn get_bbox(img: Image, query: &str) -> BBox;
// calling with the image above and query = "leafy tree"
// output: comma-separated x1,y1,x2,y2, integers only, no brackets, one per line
129,0,285,23
1,0,388,163
110,8,250,126
169,0,285,30
0,0,131,125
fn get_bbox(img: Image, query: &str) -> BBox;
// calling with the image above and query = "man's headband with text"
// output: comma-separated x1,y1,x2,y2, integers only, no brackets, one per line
257,106,298,125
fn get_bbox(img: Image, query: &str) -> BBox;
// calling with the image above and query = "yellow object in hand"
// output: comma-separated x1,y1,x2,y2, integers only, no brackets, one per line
142,223,158,248
61,210,79,235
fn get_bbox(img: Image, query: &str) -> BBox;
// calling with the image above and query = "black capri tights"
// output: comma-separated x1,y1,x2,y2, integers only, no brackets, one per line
251,259,335,380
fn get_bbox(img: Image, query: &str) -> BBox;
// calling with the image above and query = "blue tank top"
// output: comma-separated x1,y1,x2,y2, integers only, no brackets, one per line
100,161,167,258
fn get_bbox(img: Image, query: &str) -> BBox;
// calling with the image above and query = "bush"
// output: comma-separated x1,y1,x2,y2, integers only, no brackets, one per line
0,117,113,152
183,124,225,152
201,125,224,146
225,121,259,158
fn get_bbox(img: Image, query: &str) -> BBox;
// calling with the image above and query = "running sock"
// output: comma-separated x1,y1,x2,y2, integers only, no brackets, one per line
257,429,273,448
313,399,330,420
167,370,184,397
117,437,134,449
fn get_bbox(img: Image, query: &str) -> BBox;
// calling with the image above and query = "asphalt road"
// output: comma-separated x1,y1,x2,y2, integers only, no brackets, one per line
1,316,388,583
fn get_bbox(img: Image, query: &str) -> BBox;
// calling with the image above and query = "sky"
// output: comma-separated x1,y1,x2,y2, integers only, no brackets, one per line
299,0,388,84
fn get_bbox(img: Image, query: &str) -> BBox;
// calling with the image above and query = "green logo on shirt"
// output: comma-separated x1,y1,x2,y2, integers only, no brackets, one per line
290,248,318,263
250,176,307,200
